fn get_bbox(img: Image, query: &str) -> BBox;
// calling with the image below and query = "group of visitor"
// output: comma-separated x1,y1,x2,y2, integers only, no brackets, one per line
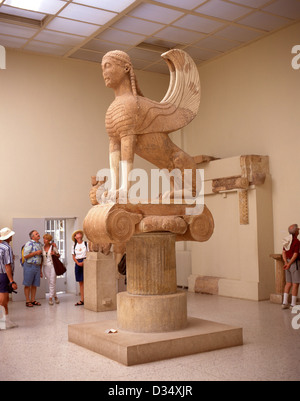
0,227,88,325
0,222,299,329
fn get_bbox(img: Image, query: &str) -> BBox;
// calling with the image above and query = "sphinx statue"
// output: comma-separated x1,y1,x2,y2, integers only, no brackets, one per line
84,49,214,246
101,49,201,202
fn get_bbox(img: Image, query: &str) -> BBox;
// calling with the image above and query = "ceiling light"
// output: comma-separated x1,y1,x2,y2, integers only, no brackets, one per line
3,0,65,14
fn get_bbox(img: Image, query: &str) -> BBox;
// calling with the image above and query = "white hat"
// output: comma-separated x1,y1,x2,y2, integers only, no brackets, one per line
0,227,15,241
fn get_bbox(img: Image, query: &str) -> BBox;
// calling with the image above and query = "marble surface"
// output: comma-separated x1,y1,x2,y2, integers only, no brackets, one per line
0,292,299,381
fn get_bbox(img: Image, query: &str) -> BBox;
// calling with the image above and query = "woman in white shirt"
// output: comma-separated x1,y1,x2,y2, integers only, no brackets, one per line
42,234,60,306
72,230,88,306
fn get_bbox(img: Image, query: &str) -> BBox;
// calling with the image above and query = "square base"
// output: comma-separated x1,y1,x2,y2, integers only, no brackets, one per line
68,317,243,366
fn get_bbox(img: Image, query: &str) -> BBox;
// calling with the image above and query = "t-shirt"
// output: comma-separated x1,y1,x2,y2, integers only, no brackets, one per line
0,241,14,274
284,236,300,260
24,240,43,265
72,242,88,259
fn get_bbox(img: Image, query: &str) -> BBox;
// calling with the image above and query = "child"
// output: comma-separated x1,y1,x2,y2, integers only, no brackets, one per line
72,230,88,306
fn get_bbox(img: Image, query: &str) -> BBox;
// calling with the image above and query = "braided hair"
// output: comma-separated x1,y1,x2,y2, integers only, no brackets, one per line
102,50,144,97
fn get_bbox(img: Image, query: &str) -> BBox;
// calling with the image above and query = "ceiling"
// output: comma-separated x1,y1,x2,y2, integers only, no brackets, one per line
0,0,300,74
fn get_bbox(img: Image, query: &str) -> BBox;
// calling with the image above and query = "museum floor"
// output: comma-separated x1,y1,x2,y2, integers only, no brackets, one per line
0,292,299,381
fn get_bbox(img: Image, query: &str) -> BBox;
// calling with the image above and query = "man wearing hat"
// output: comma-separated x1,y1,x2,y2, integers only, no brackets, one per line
0,227,18,318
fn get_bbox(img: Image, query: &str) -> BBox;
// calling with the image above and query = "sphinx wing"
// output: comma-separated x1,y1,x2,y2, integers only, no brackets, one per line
137,49,201,135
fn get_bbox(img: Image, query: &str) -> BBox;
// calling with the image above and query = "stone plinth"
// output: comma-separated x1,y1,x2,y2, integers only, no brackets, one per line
69,317,243,366
117,291,187,333
84,251,117,312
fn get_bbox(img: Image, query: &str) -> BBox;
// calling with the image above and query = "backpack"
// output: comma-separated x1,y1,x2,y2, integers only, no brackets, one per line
73,241,88,256
20,245,26,266
20,241,33,266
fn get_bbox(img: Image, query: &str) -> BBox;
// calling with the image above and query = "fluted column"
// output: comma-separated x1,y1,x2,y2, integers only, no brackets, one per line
117,232,187,333
126,233,177,295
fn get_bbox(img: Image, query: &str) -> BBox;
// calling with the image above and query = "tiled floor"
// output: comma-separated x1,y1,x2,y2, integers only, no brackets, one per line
0,292,299,381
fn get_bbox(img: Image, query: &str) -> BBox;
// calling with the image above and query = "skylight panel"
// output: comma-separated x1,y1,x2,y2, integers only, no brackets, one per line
3,0,66,15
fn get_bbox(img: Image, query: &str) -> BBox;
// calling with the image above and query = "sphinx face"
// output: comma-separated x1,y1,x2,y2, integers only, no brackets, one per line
102,57,127,90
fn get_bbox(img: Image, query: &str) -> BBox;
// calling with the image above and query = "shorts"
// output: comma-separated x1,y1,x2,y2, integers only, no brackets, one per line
285,260,300,284
75,259,85,283
23,262,41,287
0,273,9,294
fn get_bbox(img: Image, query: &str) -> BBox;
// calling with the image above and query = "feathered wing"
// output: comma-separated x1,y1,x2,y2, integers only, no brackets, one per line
136,49,201,135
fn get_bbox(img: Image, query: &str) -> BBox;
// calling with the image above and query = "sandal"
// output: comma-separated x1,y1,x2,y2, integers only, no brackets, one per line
31,301,41,306
75,301,84,306
26,302,34,308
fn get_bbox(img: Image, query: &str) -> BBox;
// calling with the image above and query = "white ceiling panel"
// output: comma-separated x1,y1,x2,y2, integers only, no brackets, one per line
195,36,241,52
0,32,27,47
1,5,46,20
83,39,129,52
59,3,117,25
239,11,291,31
3,0,66,15
0,0,299,74
215,25,263,42
73,0,137,13
196,0,251,20
111,16,164,36
263,0,300,20
173,14,225,33
143,37,179,50
127,47,162,62
228,0,271,8
128,3,184,24
34,30,85,46
25,40,71,55
154,0,208,10
47,17,101,36
154,26,205,44
0,21,38,37
96,28,146,45
70,48,104,62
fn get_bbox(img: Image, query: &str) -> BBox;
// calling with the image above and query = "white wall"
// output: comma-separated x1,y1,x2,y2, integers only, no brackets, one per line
185,21,300,254
0,49,168,231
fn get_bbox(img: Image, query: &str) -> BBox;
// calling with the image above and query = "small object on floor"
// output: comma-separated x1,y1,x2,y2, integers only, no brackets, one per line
75,301,84,306
105,328,118,334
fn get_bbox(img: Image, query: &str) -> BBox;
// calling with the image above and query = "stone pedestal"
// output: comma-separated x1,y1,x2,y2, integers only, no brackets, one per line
69,232,243,365
118,233,187,333
84,251,117,312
